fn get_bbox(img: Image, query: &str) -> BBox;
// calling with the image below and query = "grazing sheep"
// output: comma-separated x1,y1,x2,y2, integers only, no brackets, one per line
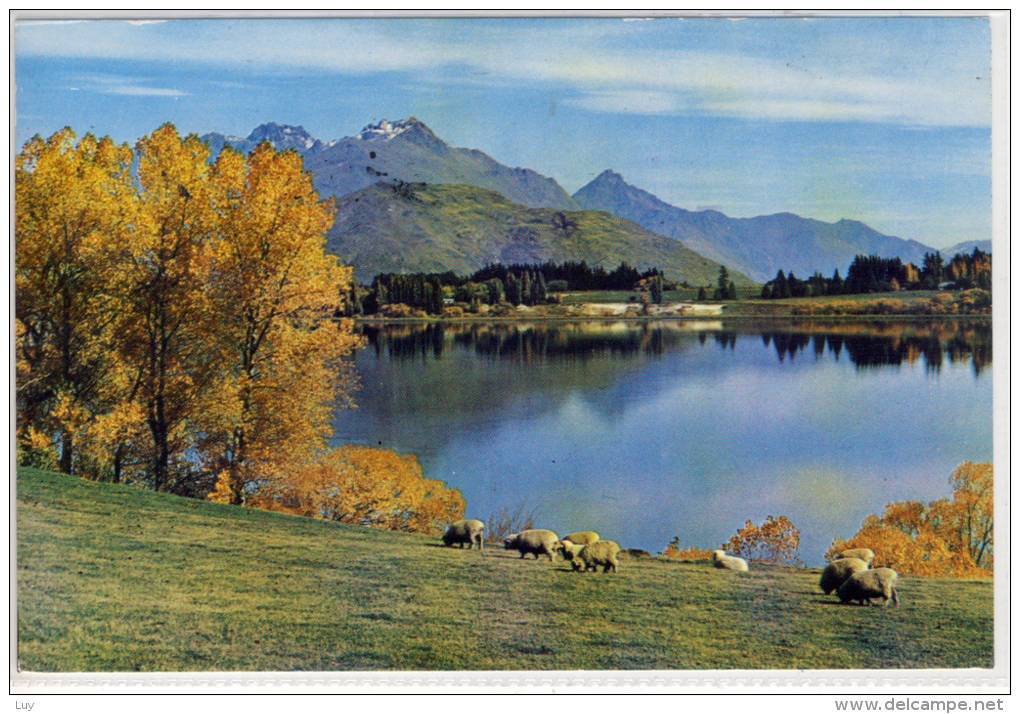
838,567,899,607
504,529,560,560
442,519,485,552
571,540,622,573
819,557,869,594
556,539,586,561
562,531,600,545
835,548,875,566
712,550,749,572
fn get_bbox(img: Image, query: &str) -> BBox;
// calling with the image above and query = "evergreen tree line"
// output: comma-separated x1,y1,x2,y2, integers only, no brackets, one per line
759,249,991,299
470,261,667,292
353,261,674,315
362,273,447,315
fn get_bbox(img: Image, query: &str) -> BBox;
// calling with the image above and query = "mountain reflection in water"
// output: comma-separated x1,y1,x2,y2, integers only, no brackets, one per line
338,319,992,562
358,319,991,375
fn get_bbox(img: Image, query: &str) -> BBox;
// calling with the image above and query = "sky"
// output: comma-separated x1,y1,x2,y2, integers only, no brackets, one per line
14,16,992,249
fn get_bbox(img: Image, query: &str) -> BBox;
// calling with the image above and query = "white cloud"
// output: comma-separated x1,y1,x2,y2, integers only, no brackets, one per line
14,19,990,127
70,72,187,97
564,90,681,115
103,85,186,97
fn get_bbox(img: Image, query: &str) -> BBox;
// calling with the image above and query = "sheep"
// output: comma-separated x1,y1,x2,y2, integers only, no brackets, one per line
571,540,622,573
504,529,560,560
838,567,900,607
555,539,586,561
561,531,600,545
834,548,875,566
712,549,749,572
442,519,485,553
819,557,869,594
623,548,652,559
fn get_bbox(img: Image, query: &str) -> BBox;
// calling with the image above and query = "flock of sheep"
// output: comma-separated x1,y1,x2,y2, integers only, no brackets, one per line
821,548,900,607
442,520,622,572
441,520,900,607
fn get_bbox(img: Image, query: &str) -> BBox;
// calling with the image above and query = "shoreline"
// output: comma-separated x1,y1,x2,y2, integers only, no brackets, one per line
353,311,993,325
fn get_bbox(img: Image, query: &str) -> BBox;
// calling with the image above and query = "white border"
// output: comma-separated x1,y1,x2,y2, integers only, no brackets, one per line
8,8,1011,694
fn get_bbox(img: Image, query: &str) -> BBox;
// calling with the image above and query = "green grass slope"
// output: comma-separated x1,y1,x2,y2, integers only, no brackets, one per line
329,182,754,286
17,468,993,672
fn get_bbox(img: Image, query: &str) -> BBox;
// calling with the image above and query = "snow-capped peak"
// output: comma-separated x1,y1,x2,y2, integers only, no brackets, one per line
244,123,321,152
358,117,424,142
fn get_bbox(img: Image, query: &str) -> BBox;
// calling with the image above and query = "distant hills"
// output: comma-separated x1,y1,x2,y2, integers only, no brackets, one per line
328,181,752,286
943,240,992,256
573,170,937,283
202,118,578,211
201,118,984,285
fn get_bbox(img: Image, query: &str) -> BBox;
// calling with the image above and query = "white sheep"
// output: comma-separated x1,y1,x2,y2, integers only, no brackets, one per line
835,548,875,566
571,540,622,573
561,531,600,545
838,567,900,607
712,549,749,572
504,529,560,560
442,519,485,552
819,557,869,594
556,539,586,561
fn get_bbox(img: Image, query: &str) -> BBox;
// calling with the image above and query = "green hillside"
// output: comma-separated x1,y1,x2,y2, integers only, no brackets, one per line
329,182,754,286
17,468,993,672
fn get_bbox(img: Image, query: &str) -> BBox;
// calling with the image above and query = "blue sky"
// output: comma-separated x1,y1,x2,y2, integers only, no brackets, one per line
15,16,992,248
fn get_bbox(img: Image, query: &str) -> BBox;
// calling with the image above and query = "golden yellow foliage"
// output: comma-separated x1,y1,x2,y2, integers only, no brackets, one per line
15,128,137,474
198,143,363,503
827,462,992,578
17,125,363,496
725,515,801,565
248,445,464,534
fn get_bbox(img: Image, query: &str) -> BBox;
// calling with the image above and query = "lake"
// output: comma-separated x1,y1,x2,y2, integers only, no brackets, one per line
333,319,992,563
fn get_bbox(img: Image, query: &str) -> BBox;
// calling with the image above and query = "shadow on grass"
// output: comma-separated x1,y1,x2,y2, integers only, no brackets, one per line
814,599,890,607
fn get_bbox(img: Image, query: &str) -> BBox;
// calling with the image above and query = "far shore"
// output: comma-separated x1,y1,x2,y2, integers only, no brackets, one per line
355,313,992,324
351,290,992,324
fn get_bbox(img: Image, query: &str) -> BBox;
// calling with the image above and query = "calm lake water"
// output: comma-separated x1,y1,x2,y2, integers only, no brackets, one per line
333,319,992,563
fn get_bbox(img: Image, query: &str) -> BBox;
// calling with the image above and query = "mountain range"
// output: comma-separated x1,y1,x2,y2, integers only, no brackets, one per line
202,118,578,211
329,181,750,286
572,170,936,283
202,118,980,284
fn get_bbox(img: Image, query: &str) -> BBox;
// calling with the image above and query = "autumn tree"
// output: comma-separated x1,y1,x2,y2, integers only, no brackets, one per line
827,462,992,577
15,129,137,474
201,143,362,504
249,445,464,534
946,462,993,568
125,124,220,491
725,515,801,565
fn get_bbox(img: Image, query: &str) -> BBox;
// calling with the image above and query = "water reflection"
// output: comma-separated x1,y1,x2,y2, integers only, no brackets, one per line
358,319,992,375
341,318,992,560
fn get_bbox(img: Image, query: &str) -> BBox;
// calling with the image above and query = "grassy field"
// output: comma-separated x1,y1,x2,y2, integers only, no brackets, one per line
17,467,994,672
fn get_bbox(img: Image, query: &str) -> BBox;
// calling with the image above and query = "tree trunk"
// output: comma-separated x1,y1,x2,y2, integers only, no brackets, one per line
59,431,73,474
112,443,123,483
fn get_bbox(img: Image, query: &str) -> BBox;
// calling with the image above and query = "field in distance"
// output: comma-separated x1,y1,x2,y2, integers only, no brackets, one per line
17,468,993,671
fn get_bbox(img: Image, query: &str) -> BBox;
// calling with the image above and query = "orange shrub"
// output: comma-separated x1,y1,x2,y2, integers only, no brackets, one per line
662,537,714,561
238,445,465,535
827,462,992,578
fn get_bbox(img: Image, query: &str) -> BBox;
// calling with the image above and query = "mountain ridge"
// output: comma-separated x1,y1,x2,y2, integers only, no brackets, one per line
572,170,937,282
328,180,753,285
201,118,579,211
